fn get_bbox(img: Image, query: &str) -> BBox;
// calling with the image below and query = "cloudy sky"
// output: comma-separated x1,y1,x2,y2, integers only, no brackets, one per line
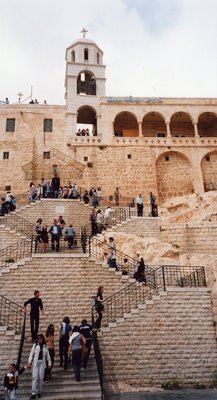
0,0,216,104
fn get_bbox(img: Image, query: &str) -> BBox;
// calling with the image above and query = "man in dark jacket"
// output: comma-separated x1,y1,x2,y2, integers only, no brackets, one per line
51,173,60,198
80,319,93,368
24,290,43,341
49,219,62,251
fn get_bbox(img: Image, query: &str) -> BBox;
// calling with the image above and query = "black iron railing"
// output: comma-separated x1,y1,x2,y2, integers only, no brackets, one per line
0,295,25,333
0,238,33,270
92,329,104,399
89,236,155,278
15,191,31,208
92,265,206,327
33,234,87,254
0,213,34,237
16,312,26,369
0,296,27,370
81,202,155,239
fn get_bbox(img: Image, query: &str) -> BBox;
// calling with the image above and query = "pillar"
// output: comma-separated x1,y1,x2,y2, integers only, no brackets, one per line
139,122,143,137
166,122,171,137
194,122,199,137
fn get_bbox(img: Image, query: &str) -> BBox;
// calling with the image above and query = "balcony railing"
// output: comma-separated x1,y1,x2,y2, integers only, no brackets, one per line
71,135,217,146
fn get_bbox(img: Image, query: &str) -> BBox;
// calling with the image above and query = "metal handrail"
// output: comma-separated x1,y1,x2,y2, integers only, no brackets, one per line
89,236,155,278
91,265,206,327
16,312,26,369
0,237,33,269
14,191,31,209
33,233,87,254
92,329,104,399
0,295,25,333
0,213,34,237
80,201,155,239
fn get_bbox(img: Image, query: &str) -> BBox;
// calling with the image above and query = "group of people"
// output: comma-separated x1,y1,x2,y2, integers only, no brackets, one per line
76,128,90,136
102,238,145,282
89,206,114,236
0,192,16,215
4,290,95,400
35,216,76,252
136,192,158,217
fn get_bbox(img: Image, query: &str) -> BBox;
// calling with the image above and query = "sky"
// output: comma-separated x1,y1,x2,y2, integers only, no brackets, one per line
0,0,217,105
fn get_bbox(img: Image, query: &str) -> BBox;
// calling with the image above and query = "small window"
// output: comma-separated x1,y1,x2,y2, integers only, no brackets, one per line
97,53,100,64
6,118,15,132
84,48,89,61
43,151,50,159
157,133,166,138
72,50,75,62
43,119,53,132
3,152,9,159
127,154,132,159
165,155,170,161
84,156,88,161
5,185,11,191
206,155,210,162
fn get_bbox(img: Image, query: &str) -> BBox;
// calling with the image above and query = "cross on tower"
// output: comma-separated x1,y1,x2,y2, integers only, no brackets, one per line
81,28,88,38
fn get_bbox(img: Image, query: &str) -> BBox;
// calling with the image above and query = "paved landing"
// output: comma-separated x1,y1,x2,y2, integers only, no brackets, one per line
105,389,217,400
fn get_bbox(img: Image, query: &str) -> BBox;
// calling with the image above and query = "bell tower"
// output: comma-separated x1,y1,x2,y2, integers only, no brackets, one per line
65,30,106,143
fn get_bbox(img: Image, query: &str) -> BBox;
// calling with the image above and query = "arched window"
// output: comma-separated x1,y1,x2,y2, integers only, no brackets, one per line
84,48,89,61
97,53,100,64
71,50,75,62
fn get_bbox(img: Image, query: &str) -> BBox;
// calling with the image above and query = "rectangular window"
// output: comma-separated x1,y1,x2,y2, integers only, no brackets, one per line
43,119,53,132
3,152,9,159
43,151,50,159
5,185,11,191
157,133,166,137
6,118,15,132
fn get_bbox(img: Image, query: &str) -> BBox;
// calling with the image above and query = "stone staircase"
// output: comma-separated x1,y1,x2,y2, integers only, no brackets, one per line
0,224,26,250
17,340,101,400
1,200,217,394
14,199,92,232
106,216,160,239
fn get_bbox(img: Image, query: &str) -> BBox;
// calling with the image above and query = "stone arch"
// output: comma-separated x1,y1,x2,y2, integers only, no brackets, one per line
170,112,194,137
77,70,96,95
198,112,217,137
113,111,139,137
201,150,217,191
156,151,194,202
142,111,166,137
77,105,97,136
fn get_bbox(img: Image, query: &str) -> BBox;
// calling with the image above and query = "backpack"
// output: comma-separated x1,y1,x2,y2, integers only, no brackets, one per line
91,296,97,307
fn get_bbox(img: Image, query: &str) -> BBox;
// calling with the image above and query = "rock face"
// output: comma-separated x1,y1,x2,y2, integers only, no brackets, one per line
106,191,217,324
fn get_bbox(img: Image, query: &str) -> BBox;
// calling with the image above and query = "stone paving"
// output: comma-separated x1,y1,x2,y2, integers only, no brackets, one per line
105,389,217,400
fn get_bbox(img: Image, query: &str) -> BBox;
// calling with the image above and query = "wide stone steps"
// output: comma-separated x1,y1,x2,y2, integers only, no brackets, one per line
106,216,161,239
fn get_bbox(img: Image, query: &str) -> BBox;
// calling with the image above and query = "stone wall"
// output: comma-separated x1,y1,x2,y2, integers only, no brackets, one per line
0,101,216,202
160,221,217,254
99,288,217,388
156,151,194,201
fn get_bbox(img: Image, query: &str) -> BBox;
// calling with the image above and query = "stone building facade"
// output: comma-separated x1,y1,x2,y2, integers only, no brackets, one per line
0,36,217,203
